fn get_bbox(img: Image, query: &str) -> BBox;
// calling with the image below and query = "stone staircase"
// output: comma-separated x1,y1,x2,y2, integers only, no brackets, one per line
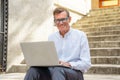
72,6,120,74
8,6,120,74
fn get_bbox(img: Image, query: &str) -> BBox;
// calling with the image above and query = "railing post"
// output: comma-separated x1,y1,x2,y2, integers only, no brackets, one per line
0,0,8,72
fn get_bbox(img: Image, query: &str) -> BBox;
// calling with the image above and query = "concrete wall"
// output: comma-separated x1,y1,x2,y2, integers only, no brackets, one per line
8,0,55,71
7,0,91,71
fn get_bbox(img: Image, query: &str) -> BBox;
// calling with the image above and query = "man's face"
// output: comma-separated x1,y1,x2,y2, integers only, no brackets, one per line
54,11,71,34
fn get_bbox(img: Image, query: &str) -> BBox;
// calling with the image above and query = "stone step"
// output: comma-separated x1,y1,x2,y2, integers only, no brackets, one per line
89,11,120,16
91,56,120,64
89,9,120,16
75,25,120,33
88,35,120,42
87,64,120,74
17,55,120,65
90,48,120,56
86,30,120,36
89,8,120,16
90,6,120,12
7,64,29,73
83,13,120,19
89,41,120,48
79,18,120,25
73,21,120,28
84,74,120,80
1,73,120,80
79,15,120,23
7,64,120,74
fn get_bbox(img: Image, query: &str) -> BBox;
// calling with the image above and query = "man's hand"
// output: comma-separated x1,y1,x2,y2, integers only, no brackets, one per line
59,61,71,67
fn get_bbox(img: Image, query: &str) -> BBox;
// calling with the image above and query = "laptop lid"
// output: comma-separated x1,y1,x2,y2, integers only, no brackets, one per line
20,41,60,66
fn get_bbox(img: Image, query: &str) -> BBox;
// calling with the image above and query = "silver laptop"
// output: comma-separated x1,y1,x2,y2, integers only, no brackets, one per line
20,41,60,66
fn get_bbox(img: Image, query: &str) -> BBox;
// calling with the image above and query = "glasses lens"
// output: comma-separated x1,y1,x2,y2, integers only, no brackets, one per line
54,17,68,24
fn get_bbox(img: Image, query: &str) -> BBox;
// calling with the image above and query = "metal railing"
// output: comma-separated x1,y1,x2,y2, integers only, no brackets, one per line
0,0,8,72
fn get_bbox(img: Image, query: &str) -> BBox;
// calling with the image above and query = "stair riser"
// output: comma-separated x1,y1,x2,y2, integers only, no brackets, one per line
8,65,29,73
90,7,120,13
77,26,120,32
91,58,120,64
84,20,120,25
90,11,120,16
22,58,120,66
82,15,120,20
79,17,120,24
87,66,120,74
88,36,120,42
90,7,120,11
73,22,120,28
90,49,120,56
87,31,120,36
89,42,120,48
90,11,120,15
8,65,120,74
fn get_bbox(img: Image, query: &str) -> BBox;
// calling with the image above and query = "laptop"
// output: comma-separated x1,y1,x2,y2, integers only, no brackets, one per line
20,41,61,67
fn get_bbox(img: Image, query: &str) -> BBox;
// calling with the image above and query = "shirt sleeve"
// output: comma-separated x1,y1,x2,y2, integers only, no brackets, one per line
69,32,91,73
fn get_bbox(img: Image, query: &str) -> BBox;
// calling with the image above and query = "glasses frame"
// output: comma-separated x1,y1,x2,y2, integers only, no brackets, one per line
54,16,69,24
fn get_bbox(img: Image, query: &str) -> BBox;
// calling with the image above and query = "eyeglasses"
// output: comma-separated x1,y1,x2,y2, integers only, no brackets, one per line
54,17,69,24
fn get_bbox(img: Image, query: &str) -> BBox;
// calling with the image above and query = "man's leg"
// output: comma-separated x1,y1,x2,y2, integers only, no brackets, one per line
24,66,51,80
49,67,84,80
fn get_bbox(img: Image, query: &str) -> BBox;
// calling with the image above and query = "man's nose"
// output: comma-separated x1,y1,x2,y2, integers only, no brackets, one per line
59,21,64,24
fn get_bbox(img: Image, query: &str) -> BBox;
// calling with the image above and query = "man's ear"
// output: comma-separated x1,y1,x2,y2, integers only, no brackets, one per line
68,16,71,23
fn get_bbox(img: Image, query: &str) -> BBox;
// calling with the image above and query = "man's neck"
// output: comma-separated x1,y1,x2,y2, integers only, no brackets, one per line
60,28,70,38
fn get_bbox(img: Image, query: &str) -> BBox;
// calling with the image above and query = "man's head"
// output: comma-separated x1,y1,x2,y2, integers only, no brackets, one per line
53,7,70,18
53,7,71,37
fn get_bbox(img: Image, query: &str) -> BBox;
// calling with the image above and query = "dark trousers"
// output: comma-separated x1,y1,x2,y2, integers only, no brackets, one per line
24,66,84,80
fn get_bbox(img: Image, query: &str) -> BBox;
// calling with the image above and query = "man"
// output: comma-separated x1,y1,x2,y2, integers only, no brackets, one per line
24,7,91,80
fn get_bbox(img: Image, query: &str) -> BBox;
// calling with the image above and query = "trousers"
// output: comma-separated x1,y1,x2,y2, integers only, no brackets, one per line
24,66,84,80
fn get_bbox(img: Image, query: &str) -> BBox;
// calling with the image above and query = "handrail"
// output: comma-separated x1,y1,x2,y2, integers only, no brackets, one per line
54,3,87,16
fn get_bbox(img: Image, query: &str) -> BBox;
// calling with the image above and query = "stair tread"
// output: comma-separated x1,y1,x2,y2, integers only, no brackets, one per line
12,64,27,66
91,6,120,11
90,47,120,49
92,64,120,67
89,41,120,43
88,34,120,37
12,64,120,68
1,73,120,80
12,63,120,67
73,25,120,29
86,30,120,33
81,15,120,19
91,56,120,58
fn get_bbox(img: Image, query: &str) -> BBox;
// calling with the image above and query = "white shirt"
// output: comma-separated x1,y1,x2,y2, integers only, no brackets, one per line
48,28,91,73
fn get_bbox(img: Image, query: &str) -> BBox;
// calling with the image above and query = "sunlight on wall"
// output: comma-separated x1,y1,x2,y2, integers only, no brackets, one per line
56,0,91,14
8,0,54,71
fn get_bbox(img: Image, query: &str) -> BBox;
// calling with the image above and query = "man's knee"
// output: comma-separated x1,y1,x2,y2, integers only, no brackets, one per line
52,67,65,73
24,67,51,80
24,67,41,80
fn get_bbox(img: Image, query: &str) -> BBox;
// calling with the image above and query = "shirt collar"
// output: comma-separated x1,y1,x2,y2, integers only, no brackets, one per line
57,27,72,38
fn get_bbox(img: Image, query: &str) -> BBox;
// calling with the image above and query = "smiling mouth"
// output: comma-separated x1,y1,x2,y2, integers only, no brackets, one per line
60,24,66,27
60,25,66,28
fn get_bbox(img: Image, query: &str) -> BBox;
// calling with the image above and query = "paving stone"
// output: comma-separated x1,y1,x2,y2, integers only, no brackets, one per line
0,73,120,80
